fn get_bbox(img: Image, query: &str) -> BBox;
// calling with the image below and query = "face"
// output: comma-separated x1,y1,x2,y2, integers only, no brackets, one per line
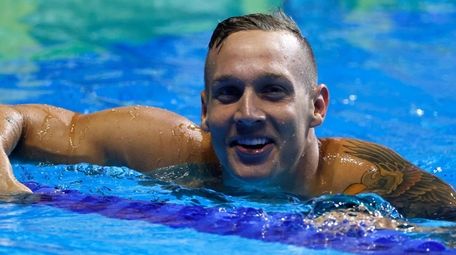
202,30,326,188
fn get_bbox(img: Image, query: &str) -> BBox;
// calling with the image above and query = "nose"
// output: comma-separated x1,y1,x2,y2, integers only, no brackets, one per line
233,89,265,130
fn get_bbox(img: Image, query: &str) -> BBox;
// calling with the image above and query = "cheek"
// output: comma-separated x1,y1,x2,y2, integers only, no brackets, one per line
206,105,233,166
273,106,309,152
272,105,303,134
206,105,232,134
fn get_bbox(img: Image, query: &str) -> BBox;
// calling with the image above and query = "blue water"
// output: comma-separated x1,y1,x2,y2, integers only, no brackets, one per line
1,0,456,254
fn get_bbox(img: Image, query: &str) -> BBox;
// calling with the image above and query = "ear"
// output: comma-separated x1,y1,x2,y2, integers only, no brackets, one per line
310,84,329,127
201,91,209,131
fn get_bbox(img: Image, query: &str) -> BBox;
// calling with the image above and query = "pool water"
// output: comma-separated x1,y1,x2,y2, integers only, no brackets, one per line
1,0,456,254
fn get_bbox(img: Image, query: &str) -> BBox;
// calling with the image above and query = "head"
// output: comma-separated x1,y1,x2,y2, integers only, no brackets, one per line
201,12,329,189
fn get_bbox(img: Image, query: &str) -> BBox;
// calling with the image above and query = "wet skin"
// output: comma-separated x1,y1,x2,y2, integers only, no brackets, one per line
0,30,455,219
202,30,328,192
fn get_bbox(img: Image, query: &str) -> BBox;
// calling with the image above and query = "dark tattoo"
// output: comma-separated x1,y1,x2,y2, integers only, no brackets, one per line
342,139,456,220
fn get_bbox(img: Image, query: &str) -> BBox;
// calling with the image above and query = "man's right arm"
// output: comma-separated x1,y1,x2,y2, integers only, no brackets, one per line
0,104,216,195
0,105,33,195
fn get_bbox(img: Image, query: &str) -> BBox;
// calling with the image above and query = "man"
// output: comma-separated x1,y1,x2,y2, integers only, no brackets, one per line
1,13,455,220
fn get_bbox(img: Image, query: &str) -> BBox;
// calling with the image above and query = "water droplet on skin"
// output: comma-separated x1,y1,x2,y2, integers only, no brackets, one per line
69,122,78,149
80,127,88,139
37,114,52,140
187,124,198,131
128,110,137,120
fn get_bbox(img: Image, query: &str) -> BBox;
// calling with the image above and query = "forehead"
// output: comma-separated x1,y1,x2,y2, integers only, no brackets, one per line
219,30,301,52
206,30,306,83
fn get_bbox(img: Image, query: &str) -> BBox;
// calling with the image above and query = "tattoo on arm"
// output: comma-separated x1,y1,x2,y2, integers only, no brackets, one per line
342,139,456,220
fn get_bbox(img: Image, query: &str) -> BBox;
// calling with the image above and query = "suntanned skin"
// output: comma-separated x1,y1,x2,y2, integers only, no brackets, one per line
1,30,455,220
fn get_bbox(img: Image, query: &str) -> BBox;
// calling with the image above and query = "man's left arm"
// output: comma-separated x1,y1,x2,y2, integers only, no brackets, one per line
341,139,456,220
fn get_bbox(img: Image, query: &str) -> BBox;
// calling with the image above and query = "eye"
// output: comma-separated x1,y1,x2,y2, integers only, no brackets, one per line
214,86,242,104
260,84,289,101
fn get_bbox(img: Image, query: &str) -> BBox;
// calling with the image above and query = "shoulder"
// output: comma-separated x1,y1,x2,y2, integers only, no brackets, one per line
93,105,193,125
319,137,398,155
319,137,408,168
82,105,205,141
316,137,399,195
318,137,410,194
318,137,456,219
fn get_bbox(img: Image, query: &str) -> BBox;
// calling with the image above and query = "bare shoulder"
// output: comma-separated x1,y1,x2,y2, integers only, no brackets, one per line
80,105,203,141
79,105,217,170
86,105,194,125
318,137,456,220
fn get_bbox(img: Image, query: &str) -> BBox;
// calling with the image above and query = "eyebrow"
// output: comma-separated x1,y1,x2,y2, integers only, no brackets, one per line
253,73,291,84
211,75,243,86
212,73,291,85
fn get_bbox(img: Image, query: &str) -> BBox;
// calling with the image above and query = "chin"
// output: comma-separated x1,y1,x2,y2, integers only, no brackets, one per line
223,149,280,180
229,164,277,182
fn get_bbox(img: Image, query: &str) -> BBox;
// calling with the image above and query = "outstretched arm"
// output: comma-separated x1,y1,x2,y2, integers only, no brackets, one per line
339,139,456,220
0,104,216,195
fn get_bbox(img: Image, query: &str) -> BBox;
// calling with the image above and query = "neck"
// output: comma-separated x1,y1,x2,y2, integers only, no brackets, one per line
291,129,321,197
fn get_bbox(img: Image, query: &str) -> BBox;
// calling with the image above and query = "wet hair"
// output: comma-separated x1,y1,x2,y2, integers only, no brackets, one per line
204,12,317,92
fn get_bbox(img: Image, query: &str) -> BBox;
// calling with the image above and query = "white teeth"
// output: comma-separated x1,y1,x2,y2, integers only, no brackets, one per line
237,138,268,146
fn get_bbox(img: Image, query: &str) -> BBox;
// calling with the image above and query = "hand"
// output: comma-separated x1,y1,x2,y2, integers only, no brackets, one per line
0,167,32,202
0,149,33,202
0,177,33,202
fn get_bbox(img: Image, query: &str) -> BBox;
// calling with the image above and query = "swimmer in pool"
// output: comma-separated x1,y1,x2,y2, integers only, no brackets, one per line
0,12,455,220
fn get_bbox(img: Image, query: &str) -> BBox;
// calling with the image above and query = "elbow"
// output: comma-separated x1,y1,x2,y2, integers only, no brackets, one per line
0,105,25,154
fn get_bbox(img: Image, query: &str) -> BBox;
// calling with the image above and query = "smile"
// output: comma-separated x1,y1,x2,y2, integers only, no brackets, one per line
229,137,274,162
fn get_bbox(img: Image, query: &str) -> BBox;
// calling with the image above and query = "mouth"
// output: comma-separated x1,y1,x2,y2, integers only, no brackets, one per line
229,137,274,155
